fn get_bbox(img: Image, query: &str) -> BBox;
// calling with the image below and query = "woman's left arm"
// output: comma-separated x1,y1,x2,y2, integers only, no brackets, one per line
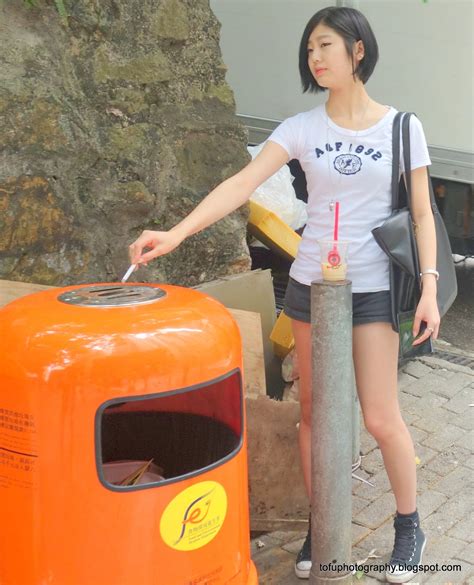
410,166,440,345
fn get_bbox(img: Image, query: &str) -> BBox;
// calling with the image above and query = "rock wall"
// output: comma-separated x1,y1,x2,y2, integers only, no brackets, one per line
0,0,251,286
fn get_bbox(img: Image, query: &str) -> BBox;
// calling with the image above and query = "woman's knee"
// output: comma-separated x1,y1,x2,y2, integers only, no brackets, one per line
299,394,312,426
297,370,312,426
291,319,313,427
363,413,405,442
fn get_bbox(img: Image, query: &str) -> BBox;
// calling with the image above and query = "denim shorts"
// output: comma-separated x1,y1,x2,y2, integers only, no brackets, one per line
284,277,392,326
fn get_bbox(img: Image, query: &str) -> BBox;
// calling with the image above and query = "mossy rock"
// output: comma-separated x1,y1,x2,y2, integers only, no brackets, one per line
94,47,172,84
0,0,250,286
152,0,189,41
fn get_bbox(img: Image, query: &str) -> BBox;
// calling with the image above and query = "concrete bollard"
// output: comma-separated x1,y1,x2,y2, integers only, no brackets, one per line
310,279,353,585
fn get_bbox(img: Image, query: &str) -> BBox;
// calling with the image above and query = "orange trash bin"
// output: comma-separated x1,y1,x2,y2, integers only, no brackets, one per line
0,283,258,585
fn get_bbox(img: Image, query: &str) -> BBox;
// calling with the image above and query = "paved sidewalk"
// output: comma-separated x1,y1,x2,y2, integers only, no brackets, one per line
251,353,474,584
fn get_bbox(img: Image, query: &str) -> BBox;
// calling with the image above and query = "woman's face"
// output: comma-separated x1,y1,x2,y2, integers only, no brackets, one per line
306,23,363,89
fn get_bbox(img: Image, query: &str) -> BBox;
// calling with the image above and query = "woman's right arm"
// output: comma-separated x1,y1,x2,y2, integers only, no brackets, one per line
129,140,289,264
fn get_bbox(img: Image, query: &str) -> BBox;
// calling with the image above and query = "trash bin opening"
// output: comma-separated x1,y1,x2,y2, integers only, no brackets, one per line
96,369,243,491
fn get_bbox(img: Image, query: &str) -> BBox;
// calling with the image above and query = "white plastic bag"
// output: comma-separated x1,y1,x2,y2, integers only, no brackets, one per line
248,142,307,231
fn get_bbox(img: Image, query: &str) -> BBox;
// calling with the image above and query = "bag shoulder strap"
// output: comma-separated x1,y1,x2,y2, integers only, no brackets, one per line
402,112,414,209
391,112,404,210
402,112,438,213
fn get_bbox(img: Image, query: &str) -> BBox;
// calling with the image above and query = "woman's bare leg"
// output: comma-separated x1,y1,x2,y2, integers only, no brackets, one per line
292,317,417,514
353,322,417,513
291,318,313,500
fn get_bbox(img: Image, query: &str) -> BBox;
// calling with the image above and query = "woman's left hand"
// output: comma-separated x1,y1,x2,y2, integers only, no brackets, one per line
412,294,441,346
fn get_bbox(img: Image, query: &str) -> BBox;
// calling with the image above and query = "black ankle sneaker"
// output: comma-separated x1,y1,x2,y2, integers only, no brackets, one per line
385,512,427,583
295,517,311,579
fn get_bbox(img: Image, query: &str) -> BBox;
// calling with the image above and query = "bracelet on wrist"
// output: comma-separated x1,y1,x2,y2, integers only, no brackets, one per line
420,269,439,281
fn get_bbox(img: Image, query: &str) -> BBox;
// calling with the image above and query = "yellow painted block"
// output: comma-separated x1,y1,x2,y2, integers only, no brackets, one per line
248,200,301,358
270,310,295,359
248,200,301,261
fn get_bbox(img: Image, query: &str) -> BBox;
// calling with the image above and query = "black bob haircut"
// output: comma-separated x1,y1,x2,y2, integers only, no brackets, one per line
299,6,379,93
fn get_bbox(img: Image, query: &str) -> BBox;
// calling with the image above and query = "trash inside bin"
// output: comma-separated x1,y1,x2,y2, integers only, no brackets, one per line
102,460,165,485
0,283,258,585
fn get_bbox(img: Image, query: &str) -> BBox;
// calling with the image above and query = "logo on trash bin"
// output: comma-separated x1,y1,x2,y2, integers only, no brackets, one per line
160,481,227,551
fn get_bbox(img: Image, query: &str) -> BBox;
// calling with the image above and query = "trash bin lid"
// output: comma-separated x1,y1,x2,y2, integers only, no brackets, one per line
58,285,166,308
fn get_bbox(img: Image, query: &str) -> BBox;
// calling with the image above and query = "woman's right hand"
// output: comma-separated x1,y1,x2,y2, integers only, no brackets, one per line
128,229,185,265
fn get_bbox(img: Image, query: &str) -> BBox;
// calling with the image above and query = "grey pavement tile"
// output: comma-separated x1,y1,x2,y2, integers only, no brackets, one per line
398,371,418,389
417,466,445,492
399,389,422,409
279,525,367,553
423,445,472,476
427,372,474,400
422,560,473,585
252,544,301,584
353,468,391,501
446,372,474,389
431,367,457,380
352,545,391,582
359,448,385,475
447,516,474,543
354,517,395,555
352,521,372,546
251,533,285,557
442,388,474,415
453,430,474,450
428,465,473,497
403,360,433,378
464,454,474,471
423,497,473,539
353,494,372,515
265,530,305,544
410,425,430,444
406,393,449,417
404,372,449,397
414,443,441,468
353,467,377,494
421,424,467,452
416,489,448,520
358,576,384,584
281,536,304,555
451,409,474,432
422,535,468,567
403,410,422,426
355,554,391,583
447,372,474,387
354,492,396,530
456,543,474,566
399,378,430,398
412,408,456,433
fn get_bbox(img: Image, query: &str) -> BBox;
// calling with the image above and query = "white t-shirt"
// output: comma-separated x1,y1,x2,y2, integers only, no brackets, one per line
267,104,431,292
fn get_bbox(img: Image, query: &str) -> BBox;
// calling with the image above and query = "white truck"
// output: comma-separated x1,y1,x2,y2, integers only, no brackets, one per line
211,0,474,257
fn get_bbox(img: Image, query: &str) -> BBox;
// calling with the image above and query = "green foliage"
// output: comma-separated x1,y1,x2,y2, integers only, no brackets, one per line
53,0,67,19
22,0,68,21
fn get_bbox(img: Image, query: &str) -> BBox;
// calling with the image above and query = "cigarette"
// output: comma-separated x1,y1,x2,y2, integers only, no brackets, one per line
121,264,137,283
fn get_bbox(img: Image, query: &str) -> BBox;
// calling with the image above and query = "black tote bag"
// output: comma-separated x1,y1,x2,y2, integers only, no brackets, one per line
372,112,457,337
401,113,458,318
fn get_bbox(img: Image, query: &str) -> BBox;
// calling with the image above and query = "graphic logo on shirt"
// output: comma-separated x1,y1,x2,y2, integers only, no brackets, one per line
314,142,383,163
334,154,362,175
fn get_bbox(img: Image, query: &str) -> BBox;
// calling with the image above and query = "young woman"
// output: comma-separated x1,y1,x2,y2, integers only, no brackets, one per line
129,7,439,583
